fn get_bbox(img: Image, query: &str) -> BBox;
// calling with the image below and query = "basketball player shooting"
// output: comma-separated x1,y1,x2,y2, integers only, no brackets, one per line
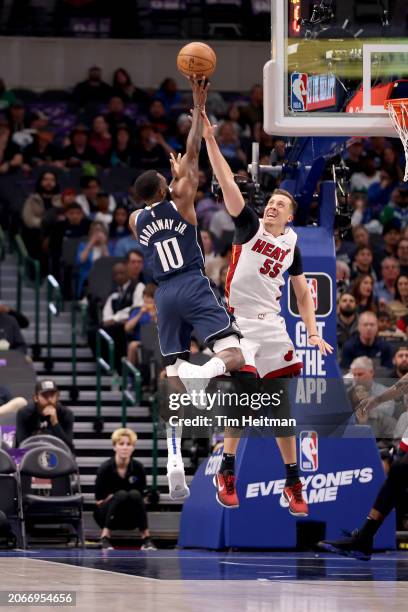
201,109,333,514
129,78,244,501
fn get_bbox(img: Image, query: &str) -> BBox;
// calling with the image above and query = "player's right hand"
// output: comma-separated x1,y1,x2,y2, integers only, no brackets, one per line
170,152,182,180
201,110,217,140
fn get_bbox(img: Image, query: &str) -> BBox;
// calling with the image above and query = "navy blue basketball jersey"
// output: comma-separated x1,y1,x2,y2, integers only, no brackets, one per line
136,200,204,283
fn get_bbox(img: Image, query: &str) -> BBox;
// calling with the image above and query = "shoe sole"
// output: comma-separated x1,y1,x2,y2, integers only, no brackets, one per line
317,541,371,561
212,475,239,509
167,468,190,501
281,492,309,517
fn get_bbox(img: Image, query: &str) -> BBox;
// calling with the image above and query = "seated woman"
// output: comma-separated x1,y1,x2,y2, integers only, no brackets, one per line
75,221,113,298
388,274,408,320
351,274,378,315
94,427,156,550
124,284,157,366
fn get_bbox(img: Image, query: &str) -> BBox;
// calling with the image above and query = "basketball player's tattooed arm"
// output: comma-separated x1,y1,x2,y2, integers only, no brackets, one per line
201,110,245,217
357,373,408,415
171,77,208,225
290,274,334,356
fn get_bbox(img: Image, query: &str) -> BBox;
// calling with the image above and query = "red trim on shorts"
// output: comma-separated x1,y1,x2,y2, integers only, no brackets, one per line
239,365,258,374
262,363,303,379
224,244,242,310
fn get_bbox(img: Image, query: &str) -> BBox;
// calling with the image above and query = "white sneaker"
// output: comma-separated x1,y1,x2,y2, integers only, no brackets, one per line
178,362,209,410
167,458,190,501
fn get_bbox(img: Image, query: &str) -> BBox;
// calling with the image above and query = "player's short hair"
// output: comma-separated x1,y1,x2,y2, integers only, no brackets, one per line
111,427,137,446
272,188,298,214
134,170,161,202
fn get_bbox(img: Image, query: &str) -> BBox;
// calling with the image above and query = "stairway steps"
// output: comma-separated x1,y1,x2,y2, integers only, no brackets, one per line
74,438,167,450
74,422,153,433
77,456,185,469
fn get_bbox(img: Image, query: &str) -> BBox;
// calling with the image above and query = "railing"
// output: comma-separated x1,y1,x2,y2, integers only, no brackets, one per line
150,393,159,504
120,358,142,427
14,235,41,357
44,275,62,371
94,329,115,432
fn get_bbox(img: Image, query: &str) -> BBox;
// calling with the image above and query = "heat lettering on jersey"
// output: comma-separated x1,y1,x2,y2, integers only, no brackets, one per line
251,238,291,278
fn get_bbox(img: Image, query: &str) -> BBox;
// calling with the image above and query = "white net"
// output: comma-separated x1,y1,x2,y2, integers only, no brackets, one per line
386,100,408,182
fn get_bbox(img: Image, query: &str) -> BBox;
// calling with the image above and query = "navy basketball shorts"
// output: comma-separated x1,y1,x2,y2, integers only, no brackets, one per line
154,270,239,363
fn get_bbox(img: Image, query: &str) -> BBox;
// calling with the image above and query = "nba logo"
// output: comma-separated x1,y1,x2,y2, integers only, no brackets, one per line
300,431,318,472
307,278,318,311
291,73,308,111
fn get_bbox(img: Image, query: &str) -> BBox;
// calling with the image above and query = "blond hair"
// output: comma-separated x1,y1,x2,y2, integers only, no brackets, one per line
111,428,137,446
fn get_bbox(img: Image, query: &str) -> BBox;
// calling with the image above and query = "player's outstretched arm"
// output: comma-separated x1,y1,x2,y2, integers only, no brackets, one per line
357,373,408,415
201,110,245,218
290,274,333,356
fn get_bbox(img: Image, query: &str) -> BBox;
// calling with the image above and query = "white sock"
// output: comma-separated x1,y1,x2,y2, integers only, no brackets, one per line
200,357,226,379
166,423,182,464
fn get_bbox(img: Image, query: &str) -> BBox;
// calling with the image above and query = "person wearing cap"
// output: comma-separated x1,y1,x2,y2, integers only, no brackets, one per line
380,185,408,231
15,380,74,451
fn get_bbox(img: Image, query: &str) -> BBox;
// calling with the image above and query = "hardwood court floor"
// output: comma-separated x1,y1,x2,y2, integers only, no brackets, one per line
0,550,407,611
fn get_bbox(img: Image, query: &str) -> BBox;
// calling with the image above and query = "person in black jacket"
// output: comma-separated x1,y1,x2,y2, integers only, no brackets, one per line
15,380,74,451
0,312,27,353
0,303,29,329
94,427,156,550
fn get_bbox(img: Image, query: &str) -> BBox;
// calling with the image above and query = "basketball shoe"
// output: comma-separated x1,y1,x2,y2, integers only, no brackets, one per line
213,470,239,508
318,529,373,561
167,457,190,501
281,481,309,516
178,362,209,410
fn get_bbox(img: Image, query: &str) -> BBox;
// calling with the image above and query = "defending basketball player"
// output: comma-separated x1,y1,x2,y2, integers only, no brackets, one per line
201,109,333,515
129,78,244,501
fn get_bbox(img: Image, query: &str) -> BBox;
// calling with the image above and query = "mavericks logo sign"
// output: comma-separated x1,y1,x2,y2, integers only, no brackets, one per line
246,467,373,505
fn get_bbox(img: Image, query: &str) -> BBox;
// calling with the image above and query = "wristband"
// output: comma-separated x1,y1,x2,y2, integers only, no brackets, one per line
308,334,319,339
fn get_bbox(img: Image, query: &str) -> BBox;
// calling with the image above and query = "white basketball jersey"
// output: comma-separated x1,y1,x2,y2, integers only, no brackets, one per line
225,221,298,318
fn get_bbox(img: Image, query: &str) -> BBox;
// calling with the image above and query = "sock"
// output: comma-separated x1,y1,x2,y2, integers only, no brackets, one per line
200,357,226,379
166,423,182,464
285,462,300,486
359,517,382,542
220,452,235,473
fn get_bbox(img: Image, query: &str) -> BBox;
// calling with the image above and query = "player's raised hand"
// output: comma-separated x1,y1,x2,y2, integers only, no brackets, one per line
170,152,182,180
190,74,209,109
200,109,217,140
308,335,334,356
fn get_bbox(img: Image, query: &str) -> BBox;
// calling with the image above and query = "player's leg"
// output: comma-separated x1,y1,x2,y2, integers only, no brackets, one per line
318,452,408,560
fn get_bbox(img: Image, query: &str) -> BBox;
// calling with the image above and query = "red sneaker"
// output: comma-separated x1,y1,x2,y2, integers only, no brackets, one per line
282,481,308,517
213,471,239,508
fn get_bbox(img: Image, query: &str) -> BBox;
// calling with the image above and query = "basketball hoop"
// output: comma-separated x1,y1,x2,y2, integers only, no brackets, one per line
385,97,408,181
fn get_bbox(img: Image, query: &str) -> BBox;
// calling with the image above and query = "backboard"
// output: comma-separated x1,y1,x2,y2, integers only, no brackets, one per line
264,0,408,136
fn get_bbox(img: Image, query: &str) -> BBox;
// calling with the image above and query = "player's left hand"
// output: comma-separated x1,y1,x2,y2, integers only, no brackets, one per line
190,75,209,109
308,335,334,356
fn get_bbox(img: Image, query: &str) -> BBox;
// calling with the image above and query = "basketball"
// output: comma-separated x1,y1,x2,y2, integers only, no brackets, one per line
177,42,216,79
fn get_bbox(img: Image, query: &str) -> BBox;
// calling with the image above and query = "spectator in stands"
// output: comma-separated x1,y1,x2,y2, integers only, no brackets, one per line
340,311,393,370
367,168,400,213
337,293,359,350
388,274,408,320
113,233,143,259
94,427,156,550
132,124,170,171
42,188,78,241
350,152,381,192
155,77,181,113
352,225,371,250
93,192,113,228
374,257,400,303
336,260,351,296
0,303,28,329
377,307,407,342
112,68,150,110
109,205,130,246
209,200,235,243
351,274,377,314
396,238,408,275
7,100,28,134
216,121,246,169
76,222,113,297
48,202,91,278
76,176,116,217
125,284,157,366
240,84,263,128
350,246,376,281
378,222,401,260
217,264,229,300
104,96,134,137
109,125,135,167
335,229,354,266
383,146,404,182
0,310,27,353
0,78,17,111
21,170,62,261
349,357,395,418
102,255,145,371
62,124,97,168
88,115,112,167
227,104,251,140
344,138,365,175
16,380,74,451
23,127,61,169
0,115,22,173
73,66,112,108
387,347,408,422
167,113,190,155
147,99,173,137
381,185,408,230
201,229,224,284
